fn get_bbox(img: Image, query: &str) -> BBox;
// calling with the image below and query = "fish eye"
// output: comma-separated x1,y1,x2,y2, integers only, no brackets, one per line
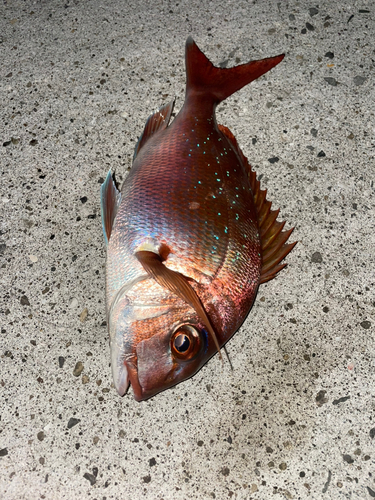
171,325,202,360
174,333,190,353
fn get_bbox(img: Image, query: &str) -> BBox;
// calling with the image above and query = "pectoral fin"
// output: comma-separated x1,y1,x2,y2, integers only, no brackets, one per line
100,170,122,245
135,250,223,361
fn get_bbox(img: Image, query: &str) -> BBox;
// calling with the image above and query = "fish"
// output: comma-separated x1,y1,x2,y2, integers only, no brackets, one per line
100,37,296,401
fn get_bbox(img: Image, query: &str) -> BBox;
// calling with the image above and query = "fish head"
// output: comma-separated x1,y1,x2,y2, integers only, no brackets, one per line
108,279,214,401
131,317,211,401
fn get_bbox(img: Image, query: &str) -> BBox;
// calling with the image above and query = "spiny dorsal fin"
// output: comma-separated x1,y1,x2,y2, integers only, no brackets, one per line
133,99,175,161
135,250,223,361
100,169,121,245
218,124,296,283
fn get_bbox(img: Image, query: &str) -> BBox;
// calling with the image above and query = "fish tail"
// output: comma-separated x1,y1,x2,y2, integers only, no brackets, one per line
185,36,284,104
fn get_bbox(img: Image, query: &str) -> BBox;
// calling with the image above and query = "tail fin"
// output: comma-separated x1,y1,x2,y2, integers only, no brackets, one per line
185,36,284,104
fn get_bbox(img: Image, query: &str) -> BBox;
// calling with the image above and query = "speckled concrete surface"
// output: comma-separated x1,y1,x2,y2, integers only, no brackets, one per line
1,0,374,499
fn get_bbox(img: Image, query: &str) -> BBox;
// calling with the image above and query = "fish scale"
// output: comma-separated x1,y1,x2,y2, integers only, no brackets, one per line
101,37,296,401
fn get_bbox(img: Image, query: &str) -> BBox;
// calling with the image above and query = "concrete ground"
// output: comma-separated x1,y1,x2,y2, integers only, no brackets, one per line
1,0,374,498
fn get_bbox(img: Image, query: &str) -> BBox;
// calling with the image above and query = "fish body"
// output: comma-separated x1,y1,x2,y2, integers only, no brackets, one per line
101,38,295,401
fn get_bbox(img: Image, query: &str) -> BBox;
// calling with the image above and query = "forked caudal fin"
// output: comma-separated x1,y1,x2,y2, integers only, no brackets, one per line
135,251,223,361
185,36,285,104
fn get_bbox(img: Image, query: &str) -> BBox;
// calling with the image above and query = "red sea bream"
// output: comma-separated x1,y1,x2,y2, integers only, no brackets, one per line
101,37,296,401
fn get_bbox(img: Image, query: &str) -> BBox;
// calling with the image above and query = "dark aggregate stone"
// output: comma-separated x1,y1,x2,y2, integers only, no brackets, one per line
322,470,332,493
83,472,96,485
143,475,151,483
268,157,279,163
311,252,323,263
0,448,8,457
367,486,375,498
67,417,81,429
306,22,315,31
353,76,366,86
58,356,65,368
325,51,334,59
221,467,230,476
20,295,30,306
316,390,328,406
317,150,326,157
343,454,354,464
324,77,337,86
370,427,375,439
73,361,84,377
37,431,45,441
360,321,371,330
332,396,350,405
309,7,319,16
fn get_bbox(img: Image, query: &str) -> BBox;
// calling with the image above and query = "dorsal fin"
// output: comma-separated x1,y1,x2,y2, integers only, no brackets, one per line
133,99,175,161
218,124,296,283
135,250,223,361
185,37,285,104
100,169,121,245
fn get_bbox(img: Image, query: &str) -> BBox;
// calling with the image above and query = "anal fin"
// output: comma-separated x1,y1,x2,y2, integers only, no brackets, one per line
100,169,122,245
218,124,297,284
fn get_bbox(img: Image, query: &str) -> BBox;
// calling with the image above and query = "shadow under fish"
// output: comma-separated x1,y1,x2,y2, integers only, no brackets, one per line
101,37,296,401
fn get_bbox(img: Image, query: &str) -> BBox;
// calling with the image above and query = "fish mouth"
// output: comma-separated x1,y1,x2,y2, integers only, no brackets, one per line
111,345,130,397
111,350,144,400
112,361,145,401
125,362,146,401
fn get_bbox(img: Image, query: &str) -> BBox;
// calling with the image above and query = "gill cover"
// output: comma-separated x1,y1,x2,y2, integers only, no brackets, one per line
135,251,223,360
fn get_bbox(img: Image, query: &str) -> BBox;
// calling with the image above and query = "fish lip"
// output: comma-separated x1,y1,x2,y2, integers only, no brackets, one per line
111,354,130,397
124,361,147,401
125,357,171,402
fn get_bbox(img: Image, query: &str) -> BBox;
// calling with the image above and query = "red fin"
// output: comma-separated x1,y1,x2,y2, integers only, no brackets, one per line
135,251,223,360
133,100,175,160
218,124,296,284
185,37,284,104
100,169,121,245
